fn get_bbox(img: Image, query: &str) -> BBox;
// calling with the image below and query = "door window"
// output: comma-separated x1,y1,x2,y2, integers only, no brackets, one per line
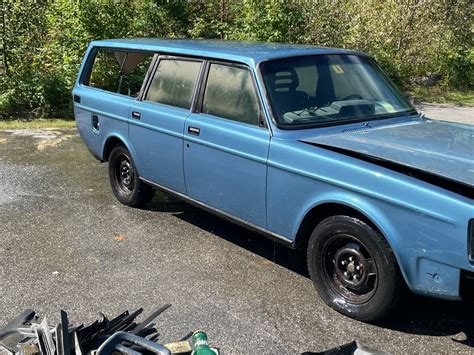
202,64,260,126
145,59,202,110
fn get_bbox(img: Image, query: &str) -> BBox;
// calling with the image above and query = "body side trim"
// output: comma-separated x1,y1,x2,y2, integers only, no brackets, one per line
184,134,269,164
74,103,129,124
267,160,454,224
128,116,184,139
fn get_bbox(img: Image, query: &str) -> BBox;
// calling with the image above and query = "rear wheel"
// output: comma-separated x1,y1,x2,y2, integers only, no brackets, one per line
108,145,154,207
307,215,400,321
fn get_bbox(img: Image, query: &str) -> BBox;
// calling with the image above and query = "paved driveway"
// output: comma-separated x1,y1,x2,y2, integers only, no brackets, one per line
0,109,473,353
416,102,473,125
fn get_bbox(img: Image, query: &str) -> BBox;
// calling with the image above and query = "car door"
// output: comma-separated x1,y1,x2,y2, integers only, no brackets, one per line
184,61,270,228
129,56,203,194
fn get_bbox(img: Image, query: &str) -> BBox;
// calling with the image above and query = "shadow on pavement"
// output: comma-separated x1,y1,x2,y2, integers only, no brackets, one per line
376,296,474,347
148,192,310,276
146,192,474,348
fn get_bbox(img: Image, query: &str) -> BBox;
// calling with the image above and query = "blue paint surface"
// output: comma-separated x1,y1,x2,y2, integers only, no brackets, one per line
301,118,474,187
87,38,362,66
74,39,474,302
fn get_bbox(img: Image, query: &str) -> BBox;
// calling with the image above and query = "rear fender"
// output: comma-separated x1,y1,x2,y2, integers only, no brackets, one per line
102,133,139,169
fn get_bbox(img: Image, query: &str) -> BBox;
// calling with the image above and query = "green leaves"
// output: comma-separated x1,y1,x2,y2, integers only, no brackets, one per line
1,0,472,118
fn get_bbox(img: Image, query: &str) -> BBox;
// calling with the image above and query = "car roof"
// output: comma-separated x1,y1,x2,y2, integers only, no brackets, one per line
90,38,366,66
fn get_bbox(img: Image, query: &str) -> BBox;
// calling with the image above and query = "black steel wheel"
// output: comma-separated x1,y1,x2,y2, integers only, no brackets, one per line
307,215,400,321
322,235,378,304
108,145,154,207
115,155,135,195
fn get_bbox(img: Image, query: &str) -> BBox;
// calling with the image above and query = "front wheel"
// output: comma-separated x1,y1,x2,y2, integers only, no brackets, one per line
108,145,154,207
307,215,400,321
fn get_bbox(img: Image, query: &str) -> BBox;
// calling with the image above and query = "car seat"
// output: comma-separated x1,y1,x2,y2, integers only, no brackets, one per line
267,67,309,118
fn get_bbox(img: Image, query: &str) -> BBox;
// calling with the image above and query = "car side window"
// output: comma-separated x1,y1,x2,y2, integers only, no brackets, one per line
202,64,260,126
145,59,201,110
86,49,153,97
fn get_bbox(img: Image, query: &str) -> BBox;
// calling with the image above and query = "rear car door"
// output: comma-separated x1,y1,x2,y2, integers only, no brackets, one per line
129,56,203,194
184,62,270,228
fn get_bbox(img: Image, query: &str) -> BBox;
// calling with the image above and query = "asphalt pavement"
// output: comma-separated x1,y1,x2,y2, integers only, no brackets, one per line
1,108,473,353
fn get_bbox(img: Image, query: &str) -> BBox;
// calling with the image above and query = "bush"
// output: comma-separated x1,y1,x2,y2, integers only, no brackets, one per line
1,0,472,118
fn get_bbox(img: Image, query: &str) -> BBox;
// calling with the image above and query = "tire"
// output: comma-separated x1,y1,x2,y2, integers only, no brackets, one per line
307,215,400,321
108,145,154,207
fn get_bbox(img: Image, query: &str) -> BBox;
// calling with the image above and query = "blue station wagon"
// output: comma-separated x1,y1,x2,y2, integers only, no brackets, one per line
73,39,474,321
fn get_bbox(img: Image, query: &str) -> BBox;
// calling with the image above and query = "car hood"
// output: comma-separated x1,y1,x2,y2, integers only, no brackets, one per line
300,119,474,188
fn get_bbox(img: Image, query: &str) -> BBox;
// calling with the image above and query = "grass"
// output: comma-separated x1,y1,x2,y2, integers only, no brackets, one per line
0,118,76,129
412,87,474,106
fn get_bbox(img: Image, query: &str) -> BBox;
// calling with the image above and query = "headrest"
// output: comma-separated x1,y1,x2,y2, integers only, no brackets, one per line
269,67,299,92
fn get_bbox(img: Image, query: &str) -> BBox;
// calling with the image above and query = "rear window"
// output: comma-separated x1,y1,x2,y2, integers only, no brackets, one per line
85,49,153,97
145,59,202,110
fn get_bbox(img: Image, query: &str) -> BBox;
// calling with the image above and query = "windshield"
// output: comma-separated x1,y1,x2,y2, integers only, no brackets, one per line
260,55,416,128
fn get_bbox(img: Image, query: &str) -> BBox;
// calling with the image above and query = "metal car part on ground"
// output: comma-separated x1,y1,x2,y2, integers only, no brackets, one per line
0,308,386,354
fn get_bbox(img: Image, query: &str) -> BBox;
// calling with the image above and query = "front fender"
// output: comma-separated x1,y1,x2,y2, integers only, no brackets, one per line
267,139,469,300
296,192,411,288
293,190,464,300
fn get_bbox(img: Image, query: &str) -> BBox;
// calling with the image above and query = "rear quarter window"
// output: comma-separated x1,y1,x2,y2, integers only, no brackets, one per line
84,49,153,97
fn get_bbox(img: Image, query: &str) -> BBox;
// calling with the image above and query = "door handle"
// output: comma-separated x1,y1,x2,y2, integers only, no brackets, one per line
73,95,81,103
131,111,141,119
188,126,200,136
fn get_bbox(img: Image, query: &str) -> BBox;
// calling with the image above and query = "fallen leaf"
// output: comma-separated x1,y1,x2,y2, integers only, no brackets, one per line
114,233,126,241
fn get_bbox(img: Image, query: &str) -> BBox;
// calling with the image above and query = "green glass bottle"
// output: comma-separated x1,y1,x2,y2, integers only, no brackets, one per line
191,330,218,355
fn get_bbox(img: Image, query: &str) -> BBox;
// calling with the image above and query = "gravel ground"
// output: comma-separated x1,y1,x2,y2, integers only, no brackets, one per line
0,107,473,353
416,102,473,125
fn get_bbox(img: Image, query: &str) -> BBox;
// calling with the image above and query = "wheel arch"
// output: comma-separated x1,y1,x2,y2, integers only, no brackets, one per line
102,134,137,164
294,199,412,290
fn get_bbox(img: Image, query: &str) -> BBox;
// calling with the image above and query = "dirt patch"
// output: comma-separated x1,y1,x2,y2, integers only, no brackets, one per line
2,128,76,151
